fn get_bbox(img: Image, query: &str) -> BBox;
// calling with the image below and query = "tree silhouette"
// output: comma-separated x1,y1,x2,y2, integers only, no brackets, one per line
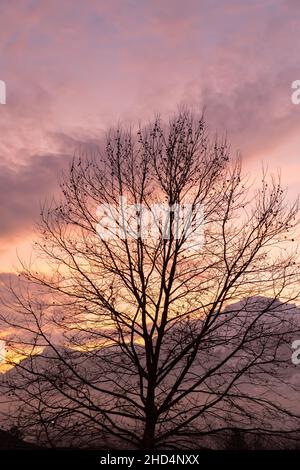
1,109,300,449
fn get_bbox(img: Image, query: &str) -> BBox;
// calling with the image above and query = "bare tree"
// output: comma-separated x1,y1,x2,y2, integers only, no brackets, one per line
1,109,300,449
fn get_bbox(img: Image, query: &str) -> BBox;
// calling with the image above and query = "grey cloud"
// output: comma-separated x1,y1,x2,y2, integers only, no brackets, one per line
0,153,70,239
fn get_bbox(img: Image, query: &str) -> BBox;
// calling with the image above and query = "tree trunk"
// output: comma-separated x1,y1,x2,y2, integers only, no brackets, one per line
141,380,156,450
141,415,156,450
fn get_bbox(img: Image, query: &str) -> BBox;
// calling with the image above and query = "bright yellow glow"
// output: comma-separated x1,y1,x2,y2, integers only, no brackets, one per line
0,345,43,374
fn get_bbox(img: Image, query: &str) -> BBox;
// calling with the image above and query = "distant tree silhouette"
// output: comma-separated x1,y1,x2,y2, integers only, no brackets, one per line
1,109,300,449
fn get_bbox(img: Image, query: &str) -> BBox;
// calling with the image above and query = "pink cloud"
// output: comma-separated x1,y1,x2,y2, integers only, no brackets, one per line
1,0,300,269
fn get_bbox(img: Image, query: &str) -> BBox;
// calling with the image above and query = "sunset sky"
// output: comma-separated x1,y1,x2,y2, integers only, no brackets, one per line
1,0,300,272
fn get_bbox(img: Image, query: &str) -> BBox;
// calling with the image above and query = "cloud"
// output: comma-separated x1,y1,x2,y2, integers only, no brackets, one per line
1,0,300,269
0,153,68,239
